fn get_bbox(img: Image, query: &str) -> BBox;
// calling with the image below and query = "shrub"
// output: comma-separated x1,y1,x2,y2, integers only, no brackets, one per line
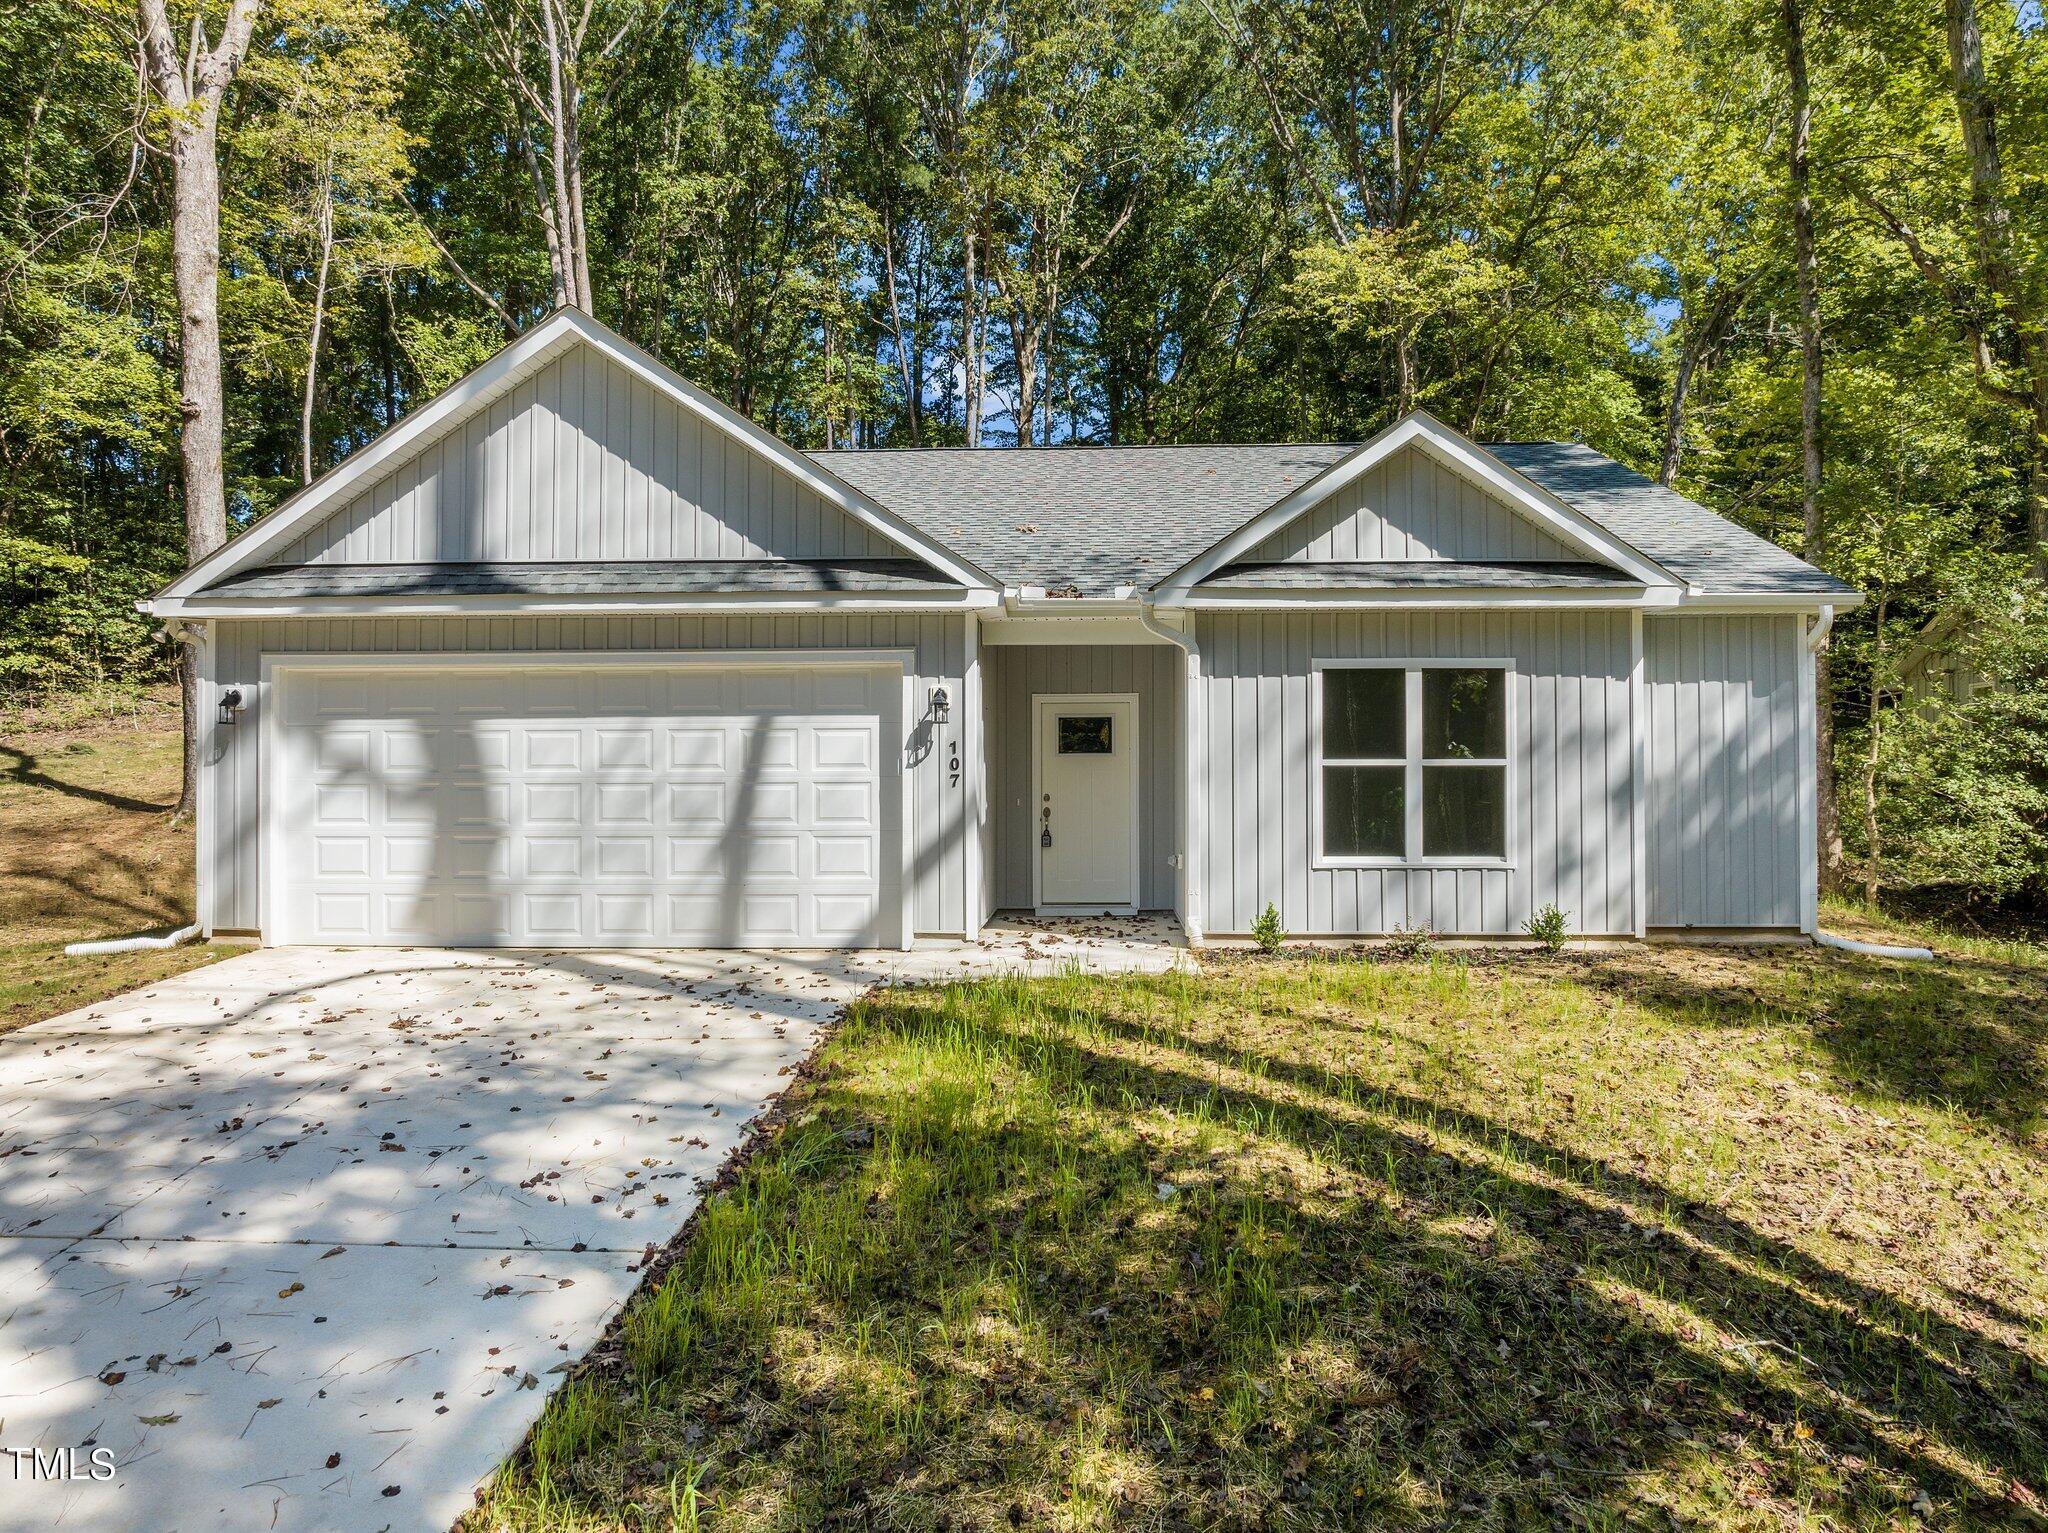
1382,925,1434,960
0,535,174,703
1523,903,1571,953
1250,901,1285,952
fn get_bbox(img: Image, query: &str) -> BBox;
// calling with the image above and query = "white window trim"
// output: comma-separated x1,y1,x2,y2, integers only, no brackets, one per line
1310,658,1516,871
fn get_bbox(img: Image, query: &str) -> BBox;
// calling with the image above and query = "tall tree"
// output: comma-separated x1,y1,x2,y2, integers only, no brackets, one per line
130,0,261,816
446,0,651,311
1781,0,1840,885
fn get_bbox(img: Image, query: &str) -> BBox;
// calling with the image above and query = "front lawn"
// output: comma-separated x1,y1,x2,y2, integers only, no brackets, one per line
0,691,232,1034
471,927,2048,1530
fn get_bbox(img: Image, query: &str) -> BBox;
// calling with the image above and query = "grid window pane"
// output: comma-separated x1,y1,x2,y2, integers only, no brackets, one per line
1422,669,1506,759
1421,765,1506,857
1323,765,1405,857
1057,715,1112,754
1323,669,1404,759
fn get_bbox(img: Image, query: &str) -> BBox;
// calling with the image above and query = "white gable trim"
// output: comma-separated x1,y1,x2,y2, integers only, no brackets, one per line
155,308,996,605
1150,412,1682,596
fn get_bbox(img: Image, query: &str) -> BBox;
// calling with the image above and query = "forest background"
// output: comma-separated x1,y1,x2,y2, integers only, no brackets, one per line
5,0,2047,909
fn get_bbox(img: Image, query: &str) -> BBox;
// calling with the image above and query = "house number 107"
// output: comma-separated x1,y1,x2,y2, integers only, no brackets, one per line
947,739,960,787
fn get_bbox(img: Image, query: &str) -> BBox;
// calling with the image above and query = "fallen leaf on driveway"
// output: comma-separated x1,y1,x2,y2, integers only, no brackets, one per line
325,1453,341,1469
320,1246,345,1259
278,1282,305,1299
138,1413,179,1426
99,1370,126,1385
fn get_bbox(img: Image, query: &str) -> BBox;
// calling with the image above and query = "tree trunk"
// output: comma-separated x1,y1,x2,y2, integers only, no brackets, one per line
961,218,980,446
1011,315,1038,448
1860,593,1889,905
1944,0,2048,573
135,0,260,821
1394,323,1416,415
1658,337,1702,488
301,175,335,486
880,211,920,444
167,95,232,823
1660,290,1723,487
1782,0,1842,887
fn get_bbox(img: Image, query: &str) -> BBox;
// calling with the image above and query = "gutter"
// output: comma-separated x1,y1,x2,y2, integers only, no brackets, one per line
1806,603,1835,651
1138,596,1204,945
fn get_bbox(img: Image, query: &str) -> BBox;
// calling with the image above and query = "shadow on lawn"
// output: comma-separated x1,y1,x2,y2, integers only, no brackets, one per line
1577,944,2048,1144
1001,1004,2046,1526
503,979,2047,1532
0,742,173,815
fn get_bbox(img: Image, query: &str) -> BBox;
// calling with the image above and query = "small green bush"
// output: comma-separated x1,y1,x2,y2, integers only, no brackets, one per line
1382,925,1434,960
1523,903,1571,952
1250,901,1285,952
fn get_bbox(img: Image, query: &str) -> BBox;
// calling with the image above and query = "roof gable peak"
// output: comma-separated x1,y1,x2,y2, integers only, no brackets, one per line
1151,411,1682,594
156,308,995,604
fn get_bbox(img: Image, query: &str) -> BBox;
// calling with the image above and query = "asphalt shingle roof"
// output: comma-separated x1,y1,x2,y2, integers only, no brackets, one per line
818,443,1353,596
1206,559,1638,590
209,558,956,598
819,439,1855,598
1487,442,1855,596
204,441,1852,604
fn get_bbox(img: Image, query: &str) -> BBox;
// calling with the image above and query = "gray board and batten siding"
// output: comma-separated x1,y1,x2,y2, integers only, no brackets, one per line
198,613,977,938
279,347,902,567
1190,611,1810,938
1246,448,1585,564
1643,614,1807,930
1191,610,1640,939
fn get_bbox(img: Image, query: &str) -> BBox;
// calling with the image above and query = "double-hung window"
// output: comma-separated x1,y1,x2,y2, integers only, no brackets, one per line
1314,662,1511,865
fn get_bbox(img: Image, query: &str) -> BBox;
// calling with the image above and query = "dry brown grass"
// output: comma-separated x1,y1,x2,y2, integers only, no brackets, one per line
0,689,231,1034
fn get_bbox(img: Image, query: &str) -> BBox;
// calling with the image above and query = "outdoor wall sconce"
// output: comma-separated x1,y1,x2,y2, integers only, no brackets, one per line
218,688,244,725
929,685,951,724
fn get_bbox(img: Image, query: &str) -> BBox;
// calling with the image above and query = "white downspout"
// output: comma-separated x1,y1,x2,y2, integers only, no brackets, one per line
1138,601,1202,944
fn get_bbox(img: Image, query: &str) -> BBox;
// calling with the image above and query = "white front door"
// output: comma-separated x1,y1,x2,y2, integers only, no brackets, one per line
1034,694,1138,910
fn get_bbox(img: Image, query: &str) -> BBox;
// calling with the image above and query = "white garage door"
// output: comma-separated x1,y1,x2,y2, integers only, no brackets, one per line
271,661,899,947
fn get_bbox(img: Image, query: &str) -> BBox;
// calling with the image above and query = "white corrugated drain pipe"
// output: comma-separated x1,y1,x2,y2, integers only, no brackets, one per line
1814,930,1934,961
65,924,201,957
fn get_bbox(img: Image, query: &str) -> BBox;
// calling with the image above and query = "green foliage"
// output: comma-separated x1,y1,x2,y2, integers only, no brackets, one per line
0,537,171,700
5,0,2048,911
1523,903,1571,953
1849,582,2048,901
1250,901,1285,952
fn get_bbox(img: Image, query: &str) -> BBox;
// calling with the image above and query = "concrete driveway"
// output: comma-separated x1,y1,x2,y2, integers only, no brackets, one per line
0,923,1187,1532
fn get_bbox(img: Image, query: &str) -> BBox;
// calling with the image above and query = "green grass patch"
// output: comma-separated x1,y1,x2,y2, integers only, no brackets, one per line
473,940,2048,1530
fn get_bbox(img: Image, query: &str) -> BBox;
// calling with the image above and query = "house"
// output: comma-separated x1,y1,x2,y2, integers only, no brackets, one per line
1897,608,1992,708
147,309,1860,949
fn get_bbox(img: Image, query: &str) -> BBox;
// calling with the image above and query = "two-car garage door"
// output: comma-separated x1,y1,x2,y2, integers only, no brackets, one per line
271,661,900,947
